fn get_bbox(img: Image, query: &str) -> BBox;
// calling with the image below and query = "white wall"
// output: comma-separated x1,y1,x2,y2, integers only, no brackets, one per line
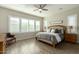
0,7,43,41
44,7,79,43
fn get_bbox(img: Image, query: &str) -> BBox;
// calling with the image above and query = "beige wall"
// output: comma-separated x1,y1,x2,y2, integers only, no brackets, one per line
1,6,79,42
0,7,43,41
44,7,79,43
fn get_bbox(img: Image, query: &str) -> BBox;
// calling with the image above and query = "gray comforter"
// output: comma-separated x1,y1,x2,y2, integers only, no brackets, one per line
36,32,64,44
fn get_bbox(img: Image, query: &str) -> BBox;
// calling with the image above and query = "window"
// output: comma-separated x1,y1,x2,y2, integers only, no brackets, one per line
28,20,35,32
35,21,40,31
9,16,41,33
67,15,77,33
9,16,20,33
21,18,28,32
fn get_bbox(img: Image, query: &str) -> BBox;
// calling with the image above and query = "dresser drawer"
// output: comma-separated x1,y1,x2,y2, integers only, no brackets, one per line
66,38,76,42
0,42,3,51
0,34,6,54
65,34,77,43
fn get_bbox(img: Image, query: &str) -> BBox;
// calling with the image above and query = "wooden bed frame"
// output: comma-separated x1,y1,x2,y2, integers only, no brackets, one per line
48,25,67,33
36,25,67,48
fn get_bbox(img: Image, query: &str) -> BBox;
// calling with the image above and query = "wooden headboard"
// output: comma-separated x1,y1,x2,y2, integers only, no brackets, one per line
48,25,67,33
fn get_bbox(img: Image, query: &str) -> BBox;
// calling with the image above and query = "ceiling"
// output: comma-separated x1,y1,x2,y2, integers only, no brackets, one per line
0,4,79,17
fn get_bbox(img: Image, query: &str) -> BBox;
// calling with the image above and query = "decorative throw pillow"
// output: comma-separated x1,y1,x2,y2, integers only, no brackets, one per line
55,29,64,34
55,29,59,33
51,29,55,33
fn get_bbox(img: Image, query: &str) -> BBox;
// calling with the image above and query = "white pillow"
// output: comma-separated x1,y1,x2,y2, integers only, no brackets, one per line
51,29,55,33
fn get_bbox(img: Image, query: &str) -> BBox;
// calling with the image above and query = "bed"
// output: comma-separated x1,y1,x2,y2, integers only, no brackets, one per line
35,25,66,47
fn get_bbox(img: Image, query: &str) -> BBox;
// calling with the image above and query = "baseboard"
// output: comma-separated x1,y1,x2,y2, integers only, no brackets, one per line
16,36,35,41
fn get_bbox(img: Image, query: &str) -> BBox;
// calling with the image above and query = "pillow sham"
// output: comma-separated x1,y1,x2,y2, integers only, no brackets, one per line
51,29,55,33
54,29,64,34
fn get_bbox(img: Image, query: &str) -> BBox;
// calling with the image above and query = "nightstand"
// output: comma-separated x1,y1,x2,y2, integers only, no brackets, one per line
65,33,77,43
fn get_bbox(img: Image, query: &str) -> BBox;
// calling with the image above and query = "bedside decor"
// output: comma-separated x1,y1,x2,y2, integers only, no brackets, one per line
67,26,73,33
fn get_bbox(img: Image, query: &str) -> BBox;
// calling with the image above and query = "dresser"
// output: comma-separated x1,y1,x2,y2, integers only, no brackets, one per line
65,33,77,43
0,34,6,54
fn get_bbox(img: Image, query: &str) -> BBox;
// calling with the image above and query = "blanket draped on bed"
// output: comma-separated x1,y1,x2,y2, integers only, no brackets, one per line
36,32,64,44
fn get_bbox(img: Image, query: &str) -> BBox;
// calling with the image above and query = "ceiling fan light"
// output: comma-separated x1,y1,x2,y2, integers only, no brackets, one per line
38,9,42,11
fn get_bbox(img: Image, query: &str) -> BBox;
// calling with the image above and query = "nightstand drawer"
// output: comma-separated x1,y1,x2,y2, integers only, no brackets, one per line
66,38,76,42
0,42,3,51
65,33,77,43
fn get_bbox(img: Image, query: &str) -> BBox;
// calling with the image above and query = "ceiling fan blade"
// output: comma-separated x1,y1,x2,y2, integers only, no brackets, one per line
34,5,39,8
33,9,39,11
42,9,48,11
40,4,41,8
34,4,47,9
40,4,47,9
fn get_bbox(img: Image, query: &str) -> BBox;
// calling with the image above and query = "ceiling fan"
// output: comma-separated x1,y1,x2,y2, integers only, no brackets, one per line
33,4,48,13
